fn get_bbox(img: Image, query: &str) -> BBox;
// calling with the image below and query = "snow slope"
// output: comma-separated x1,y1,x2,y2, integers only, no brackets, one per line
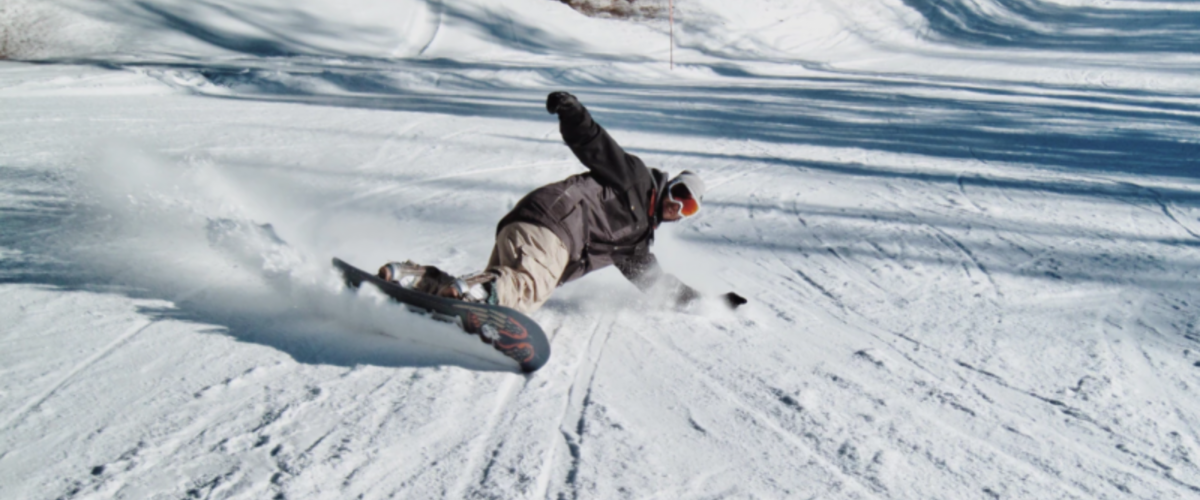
2,0,1200,498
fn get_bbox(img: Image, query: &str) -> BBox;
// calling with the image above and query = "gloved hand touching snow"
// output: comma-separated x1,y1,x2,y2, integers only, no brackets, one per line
723,292,748,310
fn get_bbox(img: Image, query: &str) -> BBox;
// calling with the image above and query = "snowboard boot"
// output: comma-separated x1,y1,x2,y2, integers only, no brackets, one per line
450,270,501,306
377,260,458,296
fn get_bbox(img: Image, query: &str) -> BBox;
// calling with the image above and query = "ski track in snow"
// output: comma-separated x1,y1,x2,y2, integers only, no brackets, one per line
550,315,617,500
1,319,157,432
4,0,1200,498
636,329,887,499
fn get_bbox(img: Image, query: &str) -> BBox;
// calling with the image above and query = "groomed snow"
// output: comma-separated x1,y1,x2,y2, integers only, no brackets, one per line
2,0,1200,498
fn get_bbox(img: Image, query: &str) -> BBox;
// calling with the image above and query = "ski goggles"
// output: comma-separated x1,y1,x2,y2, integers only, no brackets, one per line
667,180,701,217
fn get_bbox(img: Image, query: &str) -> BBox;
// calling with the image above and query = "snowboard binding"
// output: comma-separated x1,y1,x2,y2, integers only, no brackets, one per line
378,261,499,306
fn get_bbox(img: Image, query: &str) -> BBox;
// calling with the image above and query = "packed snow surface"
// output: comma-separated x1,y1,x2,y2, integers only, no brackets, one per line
3,0,1200,498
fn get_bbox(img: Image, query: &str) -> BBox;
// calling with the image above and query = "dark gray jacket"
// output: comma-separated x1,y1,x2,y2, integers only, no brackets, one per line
497,104,699,305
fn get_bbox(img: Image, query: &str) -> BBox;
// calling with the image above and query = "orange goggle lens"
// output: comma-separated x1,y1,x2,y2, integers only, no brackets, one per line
669,183,701,217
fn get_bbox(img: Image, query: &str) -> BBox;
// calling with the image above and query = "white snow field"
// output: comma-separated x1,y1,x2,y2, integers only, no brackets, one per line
3,0,1200,498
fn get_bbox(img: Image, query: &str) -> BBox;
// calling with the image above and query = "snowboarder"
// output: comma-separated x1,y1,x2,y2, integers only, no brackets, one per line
378,91,746,314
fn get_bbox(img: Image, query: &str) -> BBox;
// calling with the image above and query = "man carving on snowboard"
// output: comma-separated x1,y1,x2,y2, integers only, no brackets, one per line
378,91,746,313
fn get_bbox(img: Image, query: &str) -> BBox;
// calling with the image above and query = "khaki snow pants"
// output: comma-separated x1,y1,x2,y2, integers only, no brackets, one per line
487,222,569,314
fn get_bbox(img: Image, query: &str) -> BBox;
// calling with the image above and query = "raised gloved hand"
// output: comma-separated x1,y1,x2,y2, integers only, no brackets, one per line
546,91,583,116
723,292,748,310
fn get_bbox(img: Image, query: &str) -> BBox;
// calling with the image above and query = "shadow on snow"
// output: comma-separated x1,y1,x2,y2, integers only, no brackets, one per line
902,0,1200,53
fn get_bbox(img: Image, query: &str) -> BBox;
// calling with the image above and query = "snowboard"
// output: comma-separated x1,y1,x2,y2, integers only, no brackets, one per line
332,258,551,373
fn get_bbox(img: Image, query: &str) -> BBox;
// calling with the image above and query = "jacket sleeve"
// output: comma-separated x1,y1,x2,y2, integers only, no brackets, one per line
613,249,702,309
558,106,644,190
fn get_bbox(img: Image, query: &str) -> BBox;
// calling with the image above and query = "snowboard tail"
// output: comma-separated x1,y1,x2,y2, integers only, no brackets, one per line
332,258,551,373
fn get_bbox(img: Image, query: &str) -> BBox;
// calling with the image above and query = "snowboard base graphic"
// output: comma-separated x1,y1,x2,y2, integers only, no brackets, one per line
333,258,550,373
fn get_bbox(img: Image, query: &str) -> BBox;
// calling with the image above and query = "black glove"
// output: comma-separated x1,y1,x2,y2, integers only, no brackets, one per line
723,292,748,310
546,91,583,116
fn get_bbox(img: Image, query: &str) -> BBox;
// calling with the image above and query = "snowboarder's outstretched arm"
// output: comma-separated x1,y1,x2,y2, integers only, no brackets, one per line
614,250,747,311
546,91,645,190
614,250,700,309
